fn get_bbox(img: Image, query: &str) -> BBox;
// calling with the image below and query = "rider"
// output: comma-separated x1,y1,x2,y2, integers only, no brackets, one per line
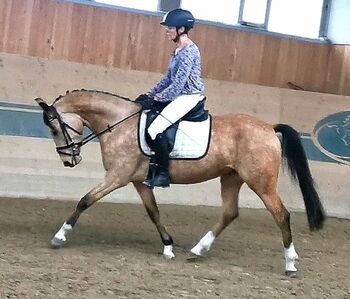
136,8,205,188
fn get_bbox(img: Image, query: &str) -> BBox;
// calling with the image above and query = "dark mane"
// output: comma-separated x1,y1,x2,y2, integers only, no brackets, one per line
52,89,133,105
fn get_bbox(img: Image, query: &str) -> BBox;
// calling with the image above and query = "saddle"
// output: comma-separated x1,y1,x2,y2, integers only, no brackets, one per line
145,99,209,154
138,96,211,159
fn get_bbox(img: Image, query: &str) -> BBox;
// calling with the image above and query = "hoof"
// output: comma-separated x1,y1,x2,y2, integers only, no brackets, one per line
51,237,65,249
162,245,175,260
162,253,175,260
186,252,202,262
285,270,298,278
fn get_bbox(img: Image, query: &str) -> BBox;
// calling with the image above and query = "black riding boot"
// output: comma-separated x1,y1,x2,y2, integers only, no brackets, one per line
143,134,170,188
153,134,171,187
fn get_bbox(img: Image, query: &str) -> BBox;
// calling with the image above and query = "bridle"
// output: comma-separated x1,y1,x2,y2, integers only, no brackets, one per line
49,107,141,163
54,118,83,157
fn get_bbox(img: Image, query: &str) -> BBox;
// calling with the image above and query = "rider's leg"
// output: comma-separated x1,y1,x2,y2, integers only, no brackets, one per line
145,95,203,188
143,133,170,188
152,133,170,187
147,94,204,140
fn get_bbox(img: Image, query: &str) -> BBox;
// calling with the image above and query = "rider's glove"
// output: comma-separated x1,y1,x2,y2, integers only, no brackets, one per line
135,94,154,110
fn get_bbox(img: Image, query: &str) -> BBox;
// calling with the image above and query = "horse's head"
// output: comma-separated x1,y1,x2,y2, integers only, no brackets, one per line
35,98,83,167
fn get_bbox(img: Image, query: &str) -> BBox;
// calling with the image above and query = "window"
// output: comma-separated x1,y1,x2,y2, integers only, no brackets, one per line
268,0,324,38
239,0,271,28
158,0,181,12
181,0,241,26
92,0,327,40
94,0,158,11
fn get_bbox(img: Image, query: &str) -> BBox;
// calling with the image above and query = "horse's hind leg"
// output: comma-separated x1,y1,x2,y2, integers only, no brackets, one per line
251,183,299,277
189,172,243,257
51,175,124,248
133,182,175,259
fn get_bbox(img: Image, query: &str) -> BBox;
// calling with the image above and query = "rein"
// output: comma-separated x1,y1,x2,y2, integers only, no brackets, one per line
56,109,141,154
79,110,141,146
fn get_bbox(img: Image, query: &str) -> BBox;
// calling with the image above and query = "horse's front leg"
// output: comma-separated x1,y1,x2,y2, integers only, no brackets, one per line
133,182,175,259
51,174,124,248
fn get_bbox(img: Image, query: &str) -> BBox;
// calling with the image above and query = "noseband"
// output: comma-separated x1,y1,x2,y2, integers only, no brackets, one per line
55,121,83,157
46,112,83,167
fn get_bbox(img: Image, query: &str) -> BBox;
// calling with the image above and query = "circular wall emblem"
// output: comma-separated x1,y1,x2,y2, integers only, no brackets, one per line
312,111,350,164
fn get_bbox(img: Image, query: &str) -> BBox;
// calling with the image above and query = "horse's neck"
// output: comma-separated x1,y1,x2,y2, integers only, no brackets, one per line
56,92,138,132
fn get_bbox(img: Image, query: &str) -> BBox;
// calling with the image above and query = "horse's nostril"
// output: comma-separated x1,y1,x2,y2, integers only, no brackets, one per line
63,161,72,167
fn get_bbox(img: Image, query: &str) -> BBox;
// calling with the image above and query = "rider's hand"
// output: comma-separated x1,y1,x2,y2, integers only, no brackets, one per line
135,94,154,110
135,94,149,102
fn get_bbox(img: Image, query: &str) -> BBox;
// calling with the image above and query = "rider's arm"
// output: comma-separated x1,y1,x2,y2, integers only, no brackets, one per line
154,45,198,102
148,66,171,98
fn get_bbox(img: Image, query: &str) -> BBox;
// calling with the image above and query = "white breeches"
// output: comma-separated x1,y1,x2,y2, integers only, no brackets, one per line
147,94,204,140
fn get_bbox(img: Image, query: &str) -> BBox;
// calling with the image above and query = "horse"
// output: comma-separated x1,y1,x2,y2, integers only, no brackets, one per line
35,89,325,277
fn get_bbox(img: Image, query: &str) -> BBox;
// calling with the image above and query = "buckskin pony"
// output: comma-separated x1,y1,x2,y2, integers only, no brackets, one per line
35,90,325,277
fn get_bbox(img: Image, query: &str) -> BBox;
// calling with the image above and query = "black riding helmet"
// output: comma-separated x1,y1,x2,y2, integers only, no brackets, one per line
160,8,195,42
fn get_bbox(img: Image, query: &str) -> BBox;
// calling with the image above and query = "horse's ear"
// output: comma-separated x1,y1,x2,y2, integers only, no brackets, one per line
34,98,58,128
35,98,50,113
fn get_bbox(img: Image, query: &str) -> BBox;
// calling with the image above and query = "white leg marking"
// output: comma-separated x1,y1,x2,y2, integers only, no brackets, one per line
190,231,216,256
284,243,299,272
54,222,73,242
163,245,175,259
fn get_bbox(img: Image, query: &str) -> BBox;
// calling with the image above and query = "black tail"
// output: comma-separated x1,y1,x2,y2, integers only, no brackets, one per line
274,124,325,231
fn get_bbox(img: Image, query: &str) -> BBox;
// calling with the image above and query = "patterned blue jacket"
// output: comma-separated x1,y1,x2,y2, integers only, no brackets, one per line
148,43,204,102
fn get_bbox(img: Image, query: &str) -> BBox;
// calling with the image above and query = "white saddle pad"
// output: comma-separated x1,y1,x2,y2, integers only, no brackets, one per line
138,112,211,159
